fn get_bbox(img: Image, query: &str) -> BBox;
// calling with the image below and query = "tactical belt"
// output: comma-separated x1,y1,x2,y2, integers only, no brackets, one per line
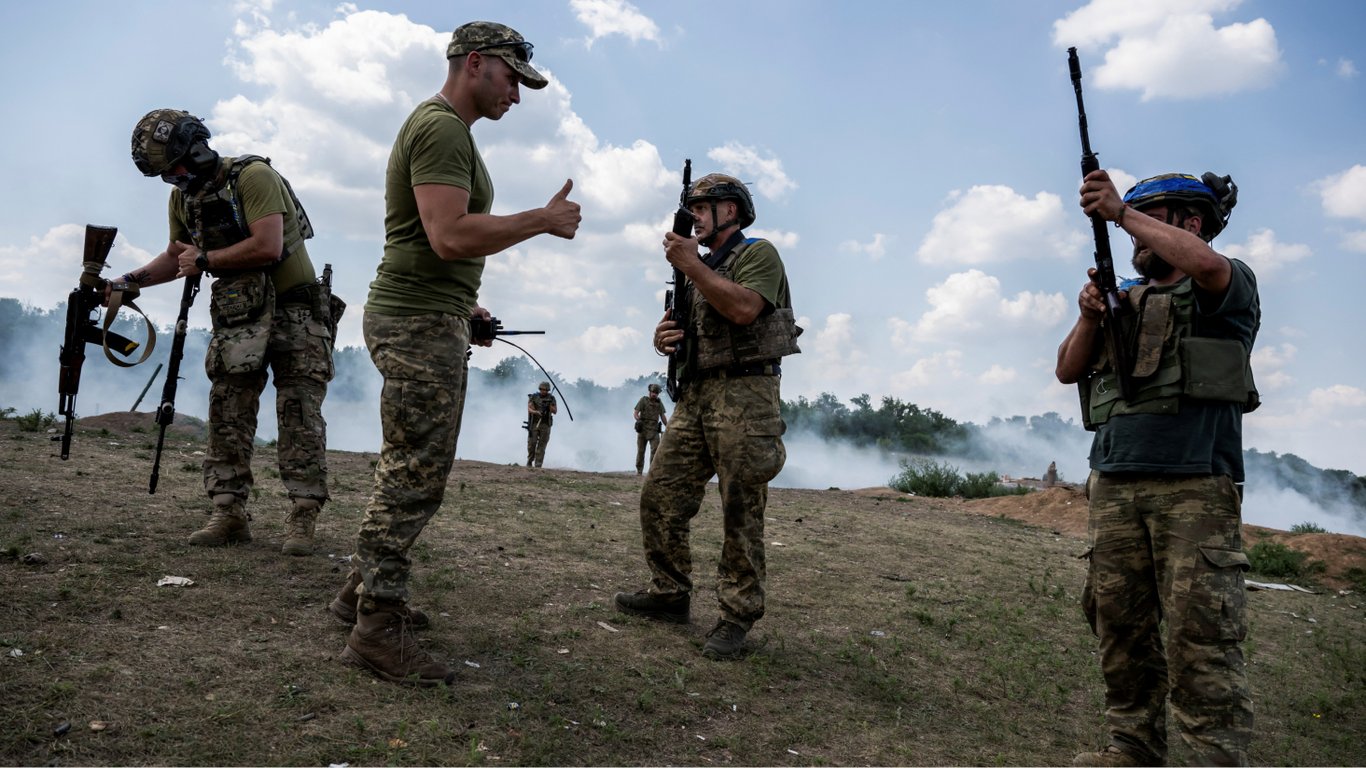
698,361,781,380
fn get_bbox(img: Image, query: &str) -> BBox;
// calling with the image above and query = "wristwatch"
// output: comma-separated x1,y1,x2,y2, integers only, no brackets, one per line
194,249,210,273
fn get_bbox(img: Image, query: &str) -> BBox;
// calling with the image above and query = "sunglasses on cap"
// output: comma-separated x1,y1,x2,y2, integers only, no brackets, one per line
473,40,533,63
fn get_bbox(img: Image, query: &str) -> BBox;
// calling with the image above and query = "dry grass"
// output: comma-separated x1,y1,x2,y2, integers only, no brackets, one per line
0,415,1363,766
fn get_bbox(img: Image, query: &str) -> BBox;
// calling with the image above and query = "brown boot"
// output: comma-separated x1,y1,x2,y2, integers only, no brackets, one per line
188,495,252,546
327,570,430,629
281,498,320,556
340,601,453,687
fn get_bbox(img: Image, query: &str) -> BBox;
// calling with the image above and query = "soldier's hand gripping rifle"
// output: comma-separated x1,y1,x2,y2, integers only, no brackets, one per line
1069,48,1135,401
149,269,202,494
55,225,151,459
664,159,693,402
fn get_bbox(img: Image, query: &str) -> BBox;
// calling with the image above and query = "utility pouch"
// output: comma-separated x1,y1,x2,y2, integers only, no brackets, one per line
210,271,273,328
325,293,347,342
1180,336,1258,409
635,420,643,434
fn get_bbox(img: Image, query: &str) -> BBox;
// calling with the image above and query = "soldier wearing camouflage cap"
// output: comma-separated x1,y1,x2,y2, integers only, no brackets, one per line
631,382,669,475
614,171,801,661
526,381,557,467
1059,168,1257,766
123,108,338,558
332,21,581,687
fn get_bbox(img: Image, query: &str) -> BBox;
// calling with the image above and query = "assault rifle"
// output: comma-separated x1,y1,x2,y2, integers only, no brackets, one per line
1068,47,1135,401
55,225,143,459
663,158,693,402
149,267,202,494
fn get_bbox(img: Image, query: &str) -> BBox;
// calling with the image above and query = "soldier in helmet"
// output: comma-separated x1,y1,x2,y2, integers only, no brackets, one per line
123,108,338,557
1058,169,1258,767
526,381,557,467
329,21,580,687
615,173,800,660
632,382,668,475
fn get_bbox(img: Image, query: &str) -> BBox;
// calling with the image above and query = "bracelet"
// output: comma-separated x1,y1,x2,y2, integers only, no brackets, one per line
1114,204,1127,228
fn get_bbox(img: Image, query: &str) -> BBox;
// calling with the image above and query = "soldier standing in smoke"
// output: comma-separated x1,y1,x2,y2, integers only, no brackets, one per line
632,382,668,475
526,381,556,467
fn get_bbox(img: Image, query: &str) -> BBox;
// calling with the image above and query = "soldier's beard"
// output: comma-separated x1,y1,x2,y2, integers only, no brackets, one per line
1132,246,1175,281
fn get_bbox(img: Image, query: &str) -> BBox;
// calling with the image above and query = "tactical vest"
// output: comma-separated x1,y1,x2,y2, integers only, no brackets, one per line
529,393,555,426
183,155,314,260
1080,277,1259,430
690,238,802,372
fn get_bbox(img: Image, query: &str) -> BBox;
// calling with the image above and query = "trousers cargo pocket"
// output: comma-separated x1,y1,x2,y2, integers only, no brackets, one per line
1187,545,1250,642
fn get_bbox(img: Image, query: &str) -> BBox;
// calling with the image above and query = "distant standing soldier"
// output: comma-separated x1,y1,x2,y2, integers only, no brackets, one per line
329,21,580,687
1057,170,1257,766
615,173,801,660
526,381,557,467
125,108,339,556
1044,461,1058,488
633,382,668,475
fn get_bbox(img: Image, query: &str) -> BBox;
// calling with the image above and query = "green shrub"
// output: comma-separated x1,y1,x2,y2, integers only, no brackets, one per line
890,459,1030,499
1289,521,1326,534
1246,541,1325,579
14,409,56,432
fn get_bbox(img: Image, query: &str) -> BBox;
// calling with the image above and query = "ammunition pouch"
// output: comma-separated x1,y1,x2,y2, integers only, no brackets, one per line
210,271,273,328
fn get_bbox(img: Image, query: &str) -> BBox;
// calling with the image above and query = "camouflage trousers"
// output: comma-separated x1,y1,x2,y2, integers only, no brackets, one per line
203,303,334,503
635,429,661,473
526,420,551,467
1082,471,1254,766
352,312,470,608
637,374,786,630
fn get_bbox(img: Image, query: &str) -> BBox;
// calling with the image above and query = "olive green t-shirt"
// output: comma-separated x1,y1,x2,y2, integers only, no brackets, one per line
366,98,493,317
168,158,316,292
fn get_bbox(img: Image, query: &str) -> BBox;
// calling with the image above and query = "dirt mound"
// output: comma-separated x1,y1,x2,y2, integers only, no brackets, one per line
80,410,208,440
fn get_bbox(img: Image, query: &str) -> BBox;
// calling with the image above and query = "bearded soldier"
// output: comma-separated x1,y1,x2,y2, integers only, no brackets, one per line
632,382,668,475
124,109,339,555
615,173,800,660
1058,170,1257,766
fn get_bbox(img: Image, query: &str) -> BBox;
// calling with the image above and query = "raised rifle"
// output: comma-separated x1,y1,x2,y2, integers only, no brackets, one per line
664,158,693,402
149,268,202,493
1068,47,1135,401
55,225,144,459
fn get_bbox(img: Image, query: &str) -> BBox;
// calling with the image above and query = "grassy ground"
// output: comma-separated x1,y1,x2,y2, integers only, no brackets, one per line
0,416,1363,766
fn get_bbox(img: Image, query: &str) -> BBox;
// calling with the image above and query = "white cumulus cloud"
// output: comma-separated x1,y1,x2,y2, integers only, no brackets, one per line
1053,0,1282,100
917,186,1085,266
839,233,890,260
1221,229,1311,277
910,269,1069,341
1316,165,1366,220
707,142,798,200
570,0,662,47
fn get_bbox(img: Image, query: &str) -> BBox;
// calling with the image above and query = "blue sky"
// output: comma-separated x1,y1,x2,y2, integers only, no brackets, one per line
2,0,1364,477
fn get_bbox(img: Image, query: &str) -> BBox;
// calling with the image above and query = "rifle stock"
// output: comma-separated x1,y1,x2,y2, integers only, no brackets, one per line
664,159,693,402
149,273,201,494
55,225,121,459
1068,48,1135,401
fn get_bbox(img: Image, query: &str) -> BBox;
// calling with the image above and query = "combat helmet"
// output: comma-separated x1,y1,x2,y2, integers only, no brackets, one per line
1122,172,1237,241
131,109,212,177
686,174,755,229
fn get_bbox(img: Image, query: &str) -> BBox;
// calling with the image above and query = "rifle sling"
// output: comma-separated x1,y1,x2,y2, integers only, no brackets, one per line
101,287,156,368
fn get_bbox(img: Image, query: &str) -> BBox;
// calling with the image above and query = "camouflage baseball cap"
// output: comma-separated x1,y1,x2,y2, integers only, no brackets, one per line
447,21,548,90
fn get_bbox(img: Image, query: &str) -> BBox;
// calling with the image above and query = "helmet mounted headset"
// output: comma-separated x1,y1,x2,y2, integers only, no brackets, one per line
131,109,219,191
1122,172,1237,242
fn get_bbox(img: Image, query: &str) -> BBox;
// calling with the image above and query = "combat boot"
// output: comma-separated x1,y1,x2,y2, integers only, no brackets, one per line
281,498,321,556
340,601,453,687
188,494,252,546
613,590,689,624
327,570,430,629
702,620,750,660
1071,746,1146,767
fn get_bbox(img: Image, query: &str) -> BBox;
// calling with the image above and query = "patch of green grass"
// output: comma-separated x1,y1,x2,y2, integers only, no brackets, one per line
1247,541,1326,579
1290,521,1327,534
